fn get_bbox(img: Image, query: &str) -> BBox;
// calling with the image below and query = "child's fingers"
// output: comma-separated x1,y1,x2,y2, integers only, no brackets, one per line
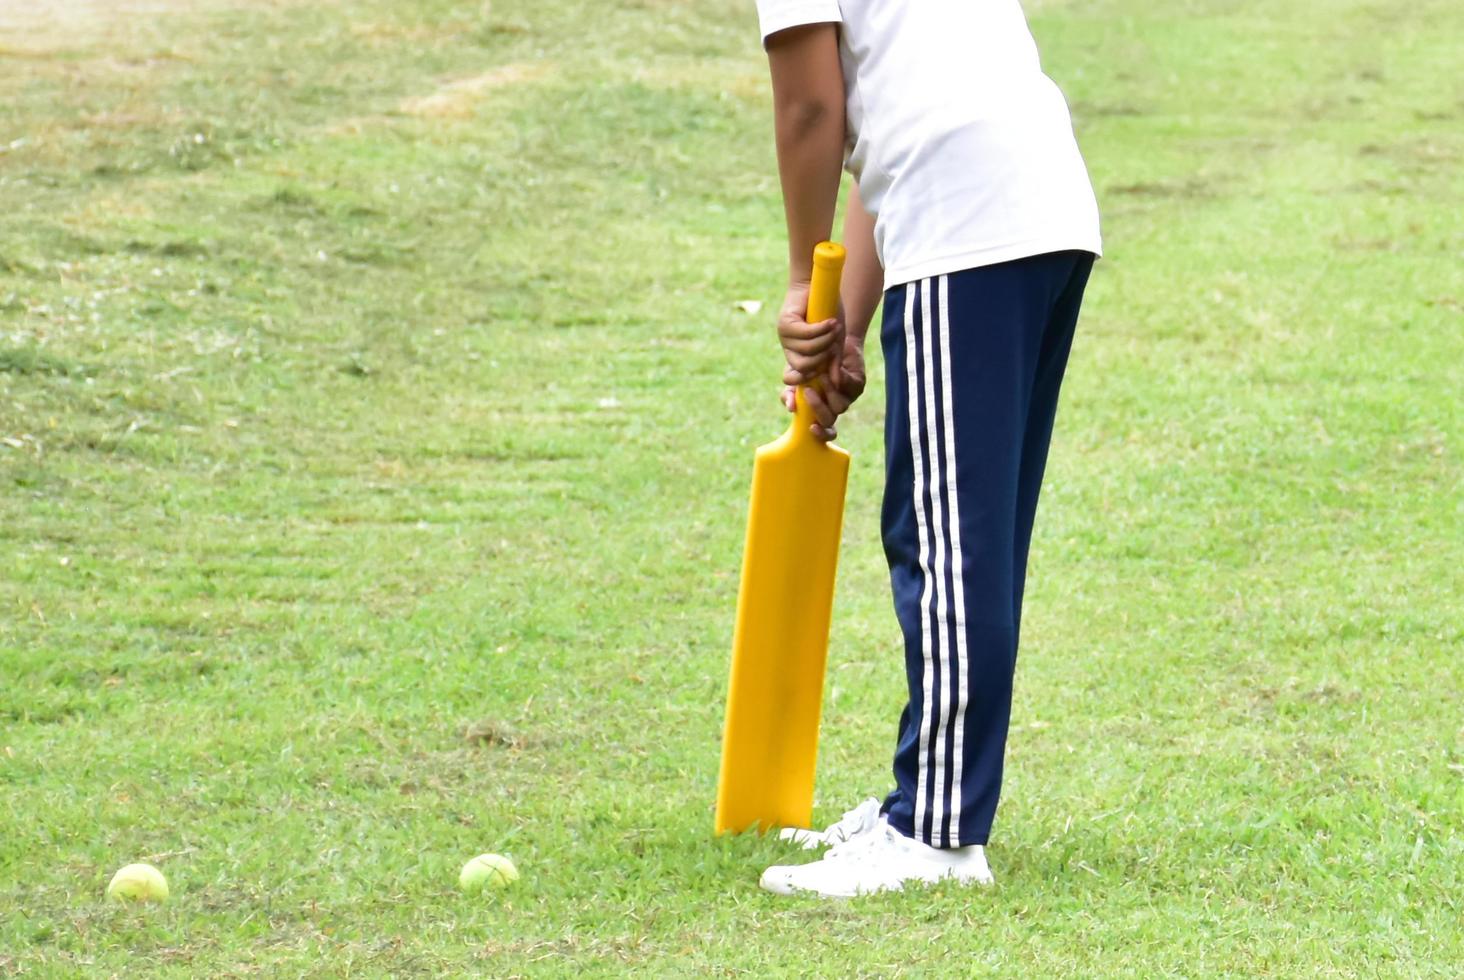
778,332,837,358
777,320,840,350
784,349,830,376
801,386,837,429
778,315,839,338
781,379,839,442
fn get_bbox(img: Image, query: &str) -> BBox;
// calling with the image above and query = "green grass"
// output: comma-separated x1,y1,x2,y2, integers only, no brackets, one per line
2,0,1460,974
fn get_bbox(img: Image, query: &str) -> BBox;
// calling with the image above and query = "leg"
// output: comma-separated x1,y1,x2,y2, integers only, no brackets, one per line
881,270,1027,847
881,255,1094,848
878,279,932,843
1011,254,1094,637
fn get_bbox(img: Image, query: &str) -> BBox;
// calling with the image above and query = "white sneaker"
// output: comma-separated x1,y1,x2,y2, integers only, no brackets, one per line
761,819,994,898
778,798,884,850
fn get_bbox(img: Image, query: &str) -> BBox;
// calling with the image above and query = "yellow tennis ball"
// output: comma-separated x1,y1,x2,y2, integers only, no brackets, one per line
106,863,169,903
459,853,518,892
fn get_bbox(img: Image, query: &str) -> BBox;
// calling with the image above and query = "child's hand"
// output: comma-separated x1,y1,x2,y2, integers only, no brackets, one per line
776,281,844,379
780,333,868,442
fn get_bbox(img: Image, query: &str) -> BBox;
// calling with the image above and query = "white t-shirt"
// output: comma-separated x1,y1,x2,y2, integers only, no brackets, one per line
756,0,1102,289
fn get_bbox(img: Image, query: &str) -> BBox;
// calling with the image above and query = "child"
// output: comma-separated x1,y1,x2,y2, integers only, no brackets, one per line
753,0,1102,897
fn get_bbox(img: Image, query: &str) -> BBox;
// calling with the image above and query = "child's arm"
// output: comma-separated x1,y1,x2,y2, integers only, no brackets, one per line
767,24,845,284
766,24,846,381
786,181,880,441
837,182,882,346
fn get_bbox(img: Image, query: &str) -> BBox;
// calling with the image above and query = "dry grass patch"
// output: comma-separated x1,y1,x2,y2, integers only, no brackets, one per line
0,0,328,54
0,0,212,53
397,62,553,119
324,61,553,135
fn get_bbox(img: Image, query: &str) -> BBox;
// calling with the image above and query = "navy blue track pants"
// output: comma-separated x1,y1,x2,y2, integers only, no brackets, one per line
878,250,1094,848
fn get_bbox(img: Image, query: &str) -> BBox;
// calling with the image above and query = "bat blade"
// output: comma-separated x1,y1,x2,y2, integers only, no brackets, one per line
715,241,848,835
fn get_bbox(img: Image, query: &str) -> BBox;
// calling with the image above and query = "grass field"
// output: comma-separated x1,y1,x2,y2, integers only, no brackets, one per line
2,0,1461,974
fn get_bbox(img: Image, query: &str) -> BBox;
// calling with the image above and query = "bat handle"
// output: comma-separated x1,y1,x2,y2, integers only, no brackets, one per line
794,241,847,438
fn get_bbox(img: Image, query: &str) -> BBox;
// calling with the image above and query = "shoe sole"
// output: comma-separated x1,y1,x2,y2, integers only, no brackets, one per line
759,867,992,898
759,871,869,898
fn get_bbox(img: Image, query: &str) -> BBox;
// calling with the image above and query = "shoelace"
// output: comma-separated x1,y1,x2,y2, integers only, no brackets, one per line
827,821,898,862
821,798,883,845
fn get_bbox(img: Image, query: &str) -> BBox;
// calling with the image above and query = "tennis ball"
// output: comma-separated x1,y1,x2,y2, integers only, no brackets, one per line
459,853,518,892
106,863,169,903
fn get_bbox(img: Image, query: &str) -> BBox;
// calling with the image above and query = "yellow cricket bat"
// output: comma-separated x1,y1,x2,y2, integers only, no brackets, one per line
715,241,849,835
